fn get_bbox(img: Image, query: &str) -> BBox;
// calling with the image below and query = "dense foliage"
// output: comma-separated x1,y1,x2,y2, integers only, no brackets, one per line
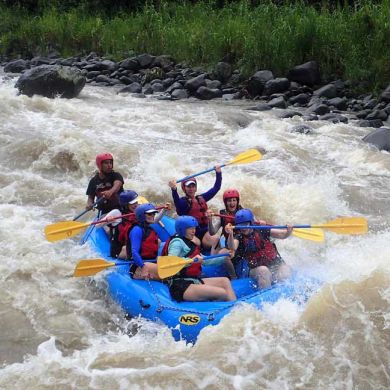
1,0,389,91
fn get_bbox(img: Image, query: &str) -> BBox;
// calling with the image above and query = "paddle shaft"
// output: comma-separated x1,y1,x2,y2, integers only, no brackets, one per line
177,165,225,183
158,253,228,270
73,197,103,221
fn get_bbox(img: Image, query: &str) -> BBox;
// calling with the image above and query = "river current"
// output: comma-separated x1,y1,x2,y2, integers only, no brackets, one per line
0,71,389,389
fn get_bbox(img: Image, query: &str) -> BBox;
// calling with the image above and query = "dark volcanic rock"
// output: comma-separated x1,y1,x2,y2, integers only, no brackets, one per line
15,65,85,98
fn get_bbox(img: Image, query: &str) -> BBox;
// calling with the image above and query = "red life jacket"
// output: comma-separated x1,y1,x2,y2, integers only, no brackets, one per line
186,195,208,227
234,228,279,268
127,225,159,260
117,214,137,246
161,236,202,277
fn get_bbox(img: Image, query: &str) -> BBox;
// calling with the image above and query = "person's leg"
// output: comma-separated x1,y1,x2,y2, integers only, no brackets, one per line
203,277,236,301
249,266,272,289
217,248,237,279
183,283,228,302
274,263,291,282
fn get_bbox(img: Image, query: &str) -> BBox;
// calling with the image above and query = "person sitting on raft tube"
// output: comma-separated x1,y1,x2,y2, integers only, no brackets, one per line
168,166,222,250
104,190,139,258
161,216,236,302
207,188,243,241
129,203,166,280
86,153,124,215
225,209,293,289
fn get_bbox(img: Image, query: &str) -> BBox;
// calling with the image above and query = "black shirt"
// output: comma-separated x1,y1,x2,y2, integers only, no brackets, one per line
86,171,124,214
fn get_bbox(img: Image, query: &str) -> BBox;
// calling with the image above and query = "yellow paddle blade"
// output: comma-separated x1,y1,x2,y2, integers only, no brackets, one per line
157,256,192,279
45,220,90,242
314,217,368,234
293,228,325,242
137,196,149,204
226,149,262,166
73,259,116,277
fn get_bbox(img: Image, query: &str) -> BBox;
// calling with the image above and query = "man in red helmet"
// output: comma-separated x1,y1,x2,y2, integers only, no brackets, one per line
86,153,124,214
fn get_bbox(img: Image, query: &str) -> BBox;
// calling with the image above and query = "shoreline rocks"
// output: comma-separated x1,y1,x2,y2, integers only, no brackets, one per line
2,53,389,144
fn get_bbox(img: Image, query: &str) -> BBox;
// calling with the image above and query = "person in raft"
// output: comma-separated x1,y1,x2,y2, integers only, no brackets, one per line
168,166,222,250
206,188,266,279
86,152,124,215
104,190,140,258
225,208,293,289
129,203,167,280
161,216,236,302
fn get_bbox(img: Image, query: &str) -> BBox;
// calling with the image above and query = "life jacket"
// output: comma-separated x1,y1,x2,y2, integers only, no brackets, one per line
234,228,280,268
161,235,201,277
185,195,208,227
127,224,159,260
117,214,137,246
94,174,120,211
219,205,243,240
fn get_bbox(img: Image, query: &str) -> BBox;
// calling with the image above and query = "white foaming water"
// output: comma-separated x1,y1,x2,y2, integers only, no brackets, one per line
1,70,389,389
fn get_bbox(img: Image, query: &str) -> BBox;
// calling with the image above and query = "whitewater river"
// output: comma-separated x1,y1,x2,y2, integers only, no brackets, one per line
0,71,389,389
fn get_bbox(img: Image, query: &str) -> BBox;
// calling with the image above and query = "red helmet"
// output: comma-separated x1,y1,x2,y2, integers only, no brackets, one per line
181,177,197,192
96,153,113,170
223,188,240,204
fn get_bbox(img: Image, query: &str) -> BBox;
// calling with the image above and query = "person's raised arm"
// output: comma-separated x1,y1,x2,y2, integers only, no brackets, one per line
169,179,190,214
201,166,222,201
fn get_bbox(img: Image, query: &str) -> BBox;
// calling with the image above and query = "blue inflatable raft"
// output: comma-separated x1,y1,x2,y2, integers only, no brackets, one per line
82,216,322,344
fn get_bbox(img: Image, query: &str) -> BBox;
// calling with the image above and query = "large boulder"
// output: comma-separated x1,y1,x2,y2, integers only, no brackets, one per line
287,61,320,86
246,70,274,97
15,65,85,98
362,128,390,151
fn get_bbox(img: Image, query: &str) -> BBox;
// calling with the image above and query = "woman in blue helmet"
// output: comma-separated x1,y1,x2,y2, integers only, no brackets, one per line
129,203,166,280
225,208,293,288
161,216,236,302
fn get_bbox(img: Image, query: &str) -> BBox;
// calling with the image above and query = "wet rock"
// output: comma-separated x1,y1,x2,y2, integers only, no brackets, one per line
15,65,85,98
118,82,142,94
185,74,207,92
287,61,320,86
4,59,30,73
288,93,311,106
328,97,348,110
279,110,303,118
153,55,175,71
290,124,313,134
319,113,348,123
246,103,272,111
206,79,222,89
268,96,287,109
263,78,290,95
365,109,388,121
196,86,222,100
357,119,384,128
380,85,390,103
362,127,390,151
213,61,232,83
171,88,189,99
246,70,274,97
119,57,140,71
137,53,155,68
313,83,338,98
306,103,330,115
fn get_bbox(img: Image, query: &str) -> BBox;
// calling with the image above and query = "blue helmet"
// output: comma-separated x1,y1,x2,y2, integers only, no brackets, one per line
135,203,157,223
119,190,139,206
175,216,198,237
235,209,254,225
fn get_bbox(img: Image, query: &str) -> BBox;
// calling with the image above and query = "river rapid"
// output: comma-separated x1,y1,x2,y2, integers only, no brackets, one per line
0,71,389,389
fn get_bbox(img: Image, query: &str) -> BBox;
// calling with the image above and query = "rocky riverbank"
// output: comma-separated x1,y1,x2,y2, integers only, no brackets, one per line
2,52,390,150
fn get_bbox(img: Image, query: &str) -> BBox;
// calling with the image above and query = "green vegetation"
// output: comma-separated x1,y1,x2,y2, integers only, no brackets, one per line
1,1,389,90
